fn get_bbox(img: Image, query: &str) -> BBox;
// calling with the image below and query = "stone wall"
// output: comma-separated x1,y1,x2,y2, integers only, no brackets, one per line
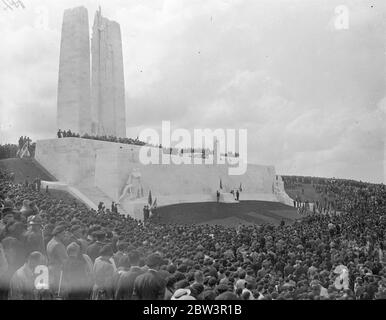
94,145,276,203
35,138,283,218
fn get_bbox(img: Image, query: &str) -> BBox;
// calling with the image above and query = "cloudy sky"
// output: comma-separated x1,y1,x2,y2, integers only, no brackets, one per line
0,0,385,183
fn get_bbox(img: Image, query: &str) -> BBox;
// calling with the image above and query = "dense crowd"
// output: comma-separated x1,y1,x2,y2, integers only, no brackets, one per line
0,144,18,160
284,176,383,216
0,137,35,160
56,129,239,158
0,169,385,300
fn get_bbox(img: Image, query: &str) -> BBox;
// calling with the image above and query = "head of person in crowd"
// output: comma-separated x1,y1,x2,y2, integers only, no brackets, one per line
134,271,166,300
94,230,106,243
29,215,43,232
190,283,204,299
51,225,66,242
2,211,15,225
129,250,141,267
27,251,45,272
146,253,164,271
117,255,131,271
215,291,240,300
171,288,196,300
67,242,81,258
7,221,26,240
194,270,204,284
99,244,114,259
1,199,15,216
70,225,83,239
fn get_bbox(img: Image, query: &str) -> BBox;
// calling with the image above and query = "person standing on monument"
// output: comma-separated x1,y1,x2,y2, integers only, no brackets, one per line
143,206,149,222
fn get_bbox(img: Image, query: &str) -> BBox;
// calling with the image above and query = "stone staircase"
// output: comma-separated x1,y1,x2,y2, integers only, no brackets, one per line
75,179,129,215
219,192,239,203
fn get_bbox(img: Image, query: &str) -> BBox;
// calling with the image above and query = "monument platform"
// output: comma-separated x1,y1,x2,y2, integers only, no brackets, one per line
35,138,292,220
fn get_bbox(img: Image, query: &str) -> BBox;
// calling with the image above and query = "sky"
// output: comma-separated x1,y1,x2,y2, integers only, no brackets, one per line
0,0,385,183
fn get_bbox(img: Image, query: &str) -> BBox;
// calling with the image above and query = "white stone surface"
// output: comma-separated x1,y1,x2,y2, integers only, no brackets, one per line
95,149,276,202
57,6,91,135
274,175,294,206
91,9,126,137
35,137,118,185
94,144,279,217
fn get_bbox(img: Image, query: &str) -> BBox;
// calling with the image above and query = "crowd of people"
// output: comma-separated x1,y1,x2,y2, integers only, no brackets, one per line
0,168,385,300
0,144,18,160
0,141,35,160
284,176,383,217
56,129,223,159
18,136,32,149
57,129,146,147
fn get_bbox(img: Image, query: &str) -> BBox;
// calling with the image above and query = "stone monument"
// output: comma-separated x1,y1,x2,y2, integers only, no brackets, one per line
91,8,126,137
57,6,126,138
57,6,91,135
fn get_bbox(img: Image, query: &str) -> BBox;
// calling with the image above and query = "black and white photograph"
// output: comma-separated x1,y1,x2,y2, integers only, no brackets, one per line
0,0,385,311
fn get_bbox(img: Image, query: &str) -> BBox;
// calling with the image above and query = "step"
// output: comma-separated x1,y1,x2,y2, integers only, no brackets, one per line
219,192,239,203
75,184,128,215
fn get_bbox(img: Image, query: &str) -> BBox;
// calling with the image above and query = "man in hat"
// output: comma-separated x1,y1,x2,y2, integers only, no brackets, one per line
1,199,15,215
62,242,92,300
115,250,145,300
69,225,88,254
24,215,45,256
20,200,33,221
8,251,45,300
171,288,196,300
0,210,15,241
131,252,167,300
46,225,68,296
42,218,56,248
87,231,106,263
92,244,115,300
113,241,128,267
145,253,165,273
134,270,166,300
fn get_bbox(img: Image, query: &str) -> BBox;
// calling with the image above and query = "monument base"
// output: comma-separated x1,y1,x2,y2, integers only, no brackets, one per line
35,138,292,220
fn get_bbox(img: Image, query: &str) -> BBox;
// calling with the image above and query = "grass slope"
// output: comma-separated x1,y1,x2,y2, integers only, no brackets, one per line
157,200,300,226
0,158,54,183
